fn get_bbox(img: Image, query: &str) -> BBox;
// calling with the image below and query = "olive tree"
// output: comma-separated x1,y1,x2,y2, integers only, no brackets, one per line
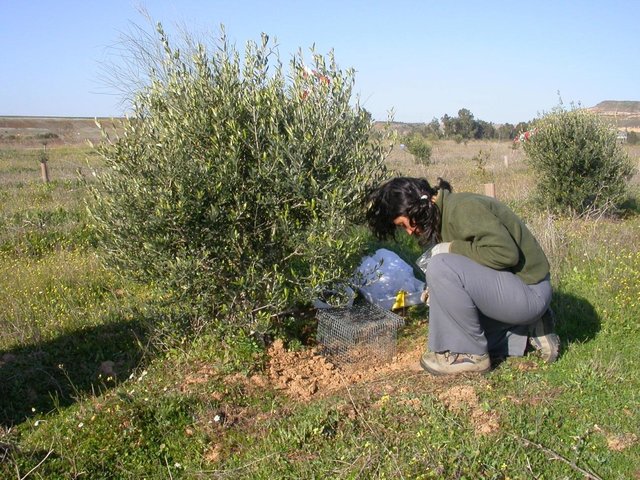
523,105,634,215
89,25,390,334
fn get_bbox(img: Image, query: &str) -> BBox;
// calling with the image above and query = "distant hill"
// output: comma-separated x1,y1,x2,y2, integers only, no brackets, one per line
3,102,639,146
371,121,425,136
376,102,640,134
588,101,640,131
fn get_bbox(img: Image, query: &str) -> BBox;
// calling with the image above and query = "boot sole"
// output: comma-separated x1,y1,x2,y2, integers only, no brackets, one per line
529,309,561,363
531,332,560,363
419,356,491,376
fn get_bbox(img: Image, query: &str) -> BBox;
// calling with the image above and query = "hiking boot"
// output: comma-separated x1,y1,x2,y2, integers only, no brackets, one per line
420,351,491,376
528,308,560,363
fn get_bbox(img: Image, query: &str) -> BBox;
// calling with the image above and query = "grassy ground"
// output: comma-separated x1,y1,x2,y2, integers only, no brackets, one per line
1,141,638,479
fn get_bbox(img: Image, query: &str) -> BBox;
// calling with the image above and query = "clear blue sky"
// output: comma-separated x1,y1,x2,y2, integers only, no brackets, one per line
1,0,638,124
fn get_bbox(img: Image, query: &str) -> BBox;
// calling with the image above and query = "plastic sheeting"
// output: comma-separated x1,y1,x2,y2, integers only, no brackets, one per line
354,248,425,310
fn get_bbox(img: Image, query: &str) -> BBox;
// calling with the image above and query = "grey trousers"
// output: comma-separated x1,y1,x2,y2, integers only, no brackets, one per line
425,253,552,356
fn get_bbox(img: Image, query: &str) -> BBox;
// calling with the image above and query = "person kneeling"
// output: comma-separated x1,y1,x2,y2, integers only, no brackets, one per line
365,177,560,375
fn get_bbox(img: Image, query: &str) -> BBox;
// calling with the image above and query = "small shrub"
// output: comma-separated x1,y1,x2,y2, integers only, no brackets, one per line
627,131,639,145
35,132,59,140
404,133,432,165
523,105,634,215
472,149,492,183
89,25,390,335
38,148,49,165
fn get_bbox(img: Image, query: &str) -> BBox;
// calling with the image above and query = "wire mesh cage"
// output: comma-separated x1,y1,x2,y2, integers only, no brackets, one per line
316,302,405,368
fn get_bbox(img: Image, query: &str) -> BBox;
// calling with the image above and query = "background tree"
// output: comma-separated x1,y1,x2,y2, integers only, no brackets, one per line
522,105,634,215
476,120,495,140
441,113,455,138
440,108,500,140
424,117,442,139
456,108,478,139
497,123,516,141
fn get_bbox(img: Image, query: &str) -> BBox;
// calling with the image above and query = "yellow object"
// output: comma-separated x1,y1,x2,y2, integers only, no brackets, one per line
392,290,407,310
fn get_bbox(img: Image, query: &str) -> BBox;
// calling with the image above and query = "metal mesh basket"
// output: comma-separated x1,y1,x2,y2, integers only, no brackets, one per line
316,302,405,368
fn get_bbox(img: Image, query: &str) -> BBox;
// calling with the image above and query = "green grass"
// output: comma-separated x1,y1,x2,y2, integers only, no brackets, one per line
1,141,639,479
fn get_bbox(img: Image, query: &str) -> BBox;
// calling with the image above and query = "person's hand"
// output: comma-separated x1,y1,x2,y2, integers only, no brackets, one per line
420,288,430,306
431,242,451,256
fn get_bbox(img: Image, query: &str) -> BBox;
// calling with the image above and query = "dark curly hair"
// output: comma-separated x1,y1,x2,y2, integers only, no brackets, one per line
365,177,452,244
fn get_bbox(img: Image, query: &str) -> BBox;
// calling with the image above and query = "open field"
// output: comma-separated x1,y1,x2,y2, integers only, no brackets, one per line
1,135,639,478
0,116,122,146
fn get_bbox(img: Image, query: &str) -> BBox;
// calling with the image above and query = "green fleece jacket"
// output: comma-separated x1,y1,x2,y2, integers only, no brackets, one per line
435,190,550,285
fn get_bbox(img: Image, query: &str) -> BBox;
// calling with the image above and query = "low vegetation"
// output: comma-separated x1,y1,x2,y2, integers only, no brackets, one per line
1,135,638,478
523,105,634,215
1,24,638,480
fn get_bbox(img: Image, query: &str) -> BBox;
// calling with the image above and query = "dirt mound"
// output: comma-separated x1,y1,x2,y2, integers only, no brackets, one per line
437,385,500,435
179,332,505,449
264,337,502,436
265,338,425,401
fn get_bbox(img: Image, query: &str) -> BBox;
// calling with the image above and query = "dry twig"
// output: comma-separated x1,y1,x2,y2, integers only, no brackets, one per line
15,446,54,480
343,379,406,479
513,434,603,480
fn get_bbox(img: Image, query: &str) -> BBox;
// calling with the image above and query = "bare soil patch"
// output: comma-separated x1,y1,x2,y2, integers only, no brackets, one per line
592,423,639,453
265,337,425,402
606,432,637,451
437,385,500,435
259,333,510,438
180,323,509,447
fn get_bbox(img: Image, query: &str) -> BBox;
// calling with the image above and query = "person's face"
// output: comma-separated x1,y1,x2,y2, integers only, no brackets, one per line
393,215,421,237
